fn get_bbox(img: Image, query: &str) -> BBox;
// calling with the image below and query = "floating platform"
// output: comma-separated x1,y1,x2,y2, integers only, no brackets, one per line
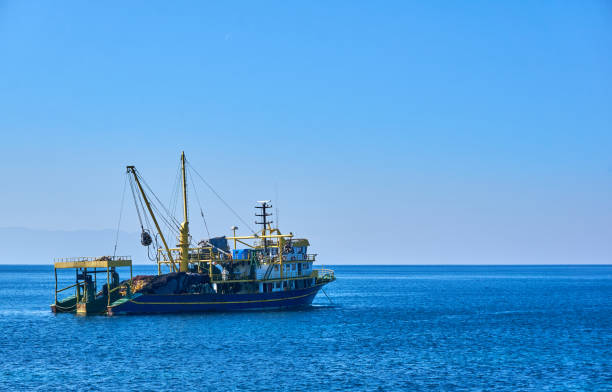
51,256,132,315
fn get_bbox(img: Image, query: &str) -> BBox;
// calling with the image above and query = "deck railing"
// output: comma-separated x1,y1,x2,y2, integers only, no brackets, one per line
209,271,318,283
228,254,317,263
156,249,317,265
204,269,335,284
314,268,335,280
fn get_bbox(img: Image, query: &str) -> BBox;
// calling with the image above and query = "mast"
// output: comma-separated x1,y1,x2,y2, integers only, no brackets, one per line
126,166,177,272
178,152,190,272
181,151,188,226
255,201,272,252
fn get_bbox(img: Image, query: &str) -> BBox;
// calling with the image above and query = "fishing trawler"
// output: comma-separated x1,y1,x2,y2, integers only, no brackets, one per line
51,152,335,315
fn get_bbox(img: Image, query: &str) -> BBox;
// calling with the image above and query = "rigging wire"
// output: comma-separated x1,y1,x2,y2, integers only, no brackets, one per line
137,171,181,230
187,166,211,239
138,187,152,233
169,162,181,220
128,172,156,248
134,169,182,243
128,169,180,256
127,167,185,265
113,173,128,258
128,174,145,230
186,159,256,234
150,201,180,237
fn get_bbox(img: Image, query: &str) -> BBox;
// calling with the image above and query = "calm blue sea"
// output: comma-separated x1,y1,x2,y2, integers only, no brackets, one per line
0,265,610,391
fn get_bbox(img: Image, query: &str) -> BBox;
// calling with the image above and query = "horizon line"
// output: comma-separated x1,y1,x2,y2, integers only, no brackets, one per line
1,263,610,267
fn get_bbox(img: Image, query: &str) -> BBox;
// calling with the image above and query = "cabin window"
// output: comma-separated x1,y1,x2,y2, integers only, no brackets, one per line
291,264,296,271
274,265,279,271
283,281,288,288
275,282,280,288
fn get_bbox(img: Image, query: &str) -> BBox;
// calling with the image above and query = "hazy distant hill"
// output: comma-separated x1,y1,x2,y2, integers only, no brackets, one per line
0,227,153,264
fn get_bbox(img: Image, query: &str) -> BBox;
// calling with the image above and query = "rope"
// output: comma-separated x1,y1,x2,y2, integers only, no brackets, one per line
54,304,77,311
321,287,334,305
113,174,128,258
186,160,256,234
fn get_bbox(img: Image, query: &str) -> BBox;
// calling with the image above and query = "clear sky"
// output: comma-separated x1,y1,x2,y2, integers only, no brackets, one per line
0,1,610,264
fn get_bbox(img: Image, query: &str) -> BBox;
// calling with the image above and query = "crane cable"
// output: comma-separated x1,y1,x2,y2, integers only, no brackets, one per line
128,174,145,232
131,168,181,243
126,168,182,263
138,172,181,230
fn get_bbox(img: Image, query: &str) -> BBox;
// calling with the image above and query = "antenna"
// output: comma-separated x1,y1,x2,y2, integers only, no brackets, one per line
255,200,273,251
275,184,279,230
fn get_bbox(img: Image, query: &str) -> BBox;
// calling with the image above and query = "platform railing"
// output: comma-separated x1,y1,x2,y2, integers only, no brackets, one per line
53,256,131,263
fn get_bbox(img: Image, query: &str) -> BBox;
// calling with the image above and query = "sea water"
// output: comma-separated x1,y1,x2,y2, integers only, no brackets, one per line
0,265,610,391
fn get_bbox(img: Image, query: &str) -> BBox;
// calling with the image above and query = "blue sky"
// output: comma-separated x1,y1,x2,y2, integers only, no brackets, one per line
0,1,610,264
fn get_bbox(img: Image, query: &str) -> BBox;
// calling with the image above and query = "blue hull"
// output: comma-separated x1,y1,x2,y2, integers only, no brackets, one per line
108,283,325,315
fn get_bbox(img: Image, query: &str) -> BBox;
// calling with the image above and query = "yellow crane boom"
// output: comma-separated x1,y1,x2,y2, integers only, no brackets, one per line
126,165,178,272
